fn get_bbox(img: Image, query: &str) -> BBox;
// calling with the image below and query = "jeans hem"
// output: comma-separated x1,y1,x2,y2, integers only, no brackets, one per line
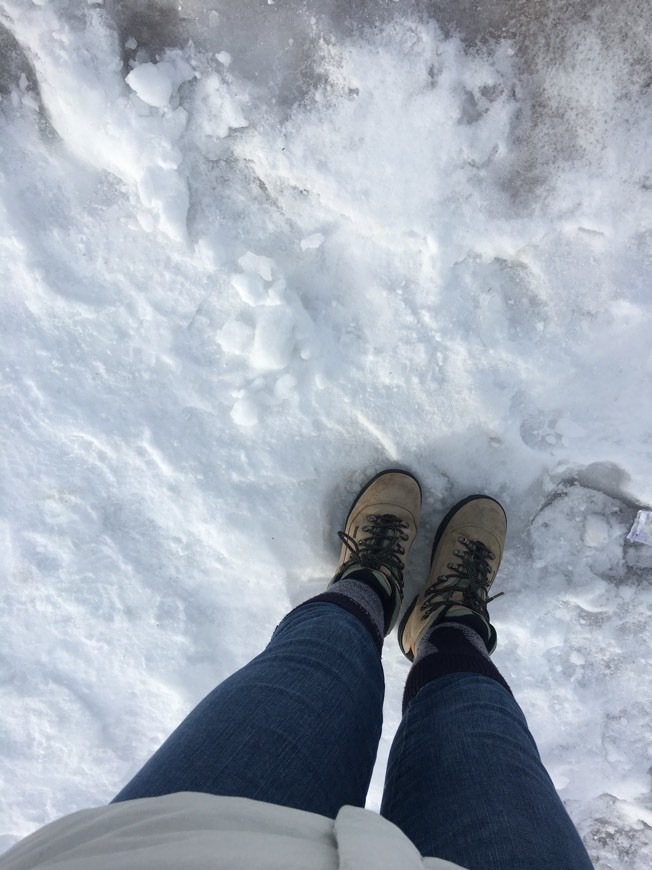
404,652,512,712
292,593,384,655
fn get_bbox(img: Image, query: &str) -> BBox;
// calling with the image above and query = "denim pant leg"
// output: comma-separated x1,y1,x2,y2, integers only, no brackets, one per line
112,603,384,818
381,674,593,870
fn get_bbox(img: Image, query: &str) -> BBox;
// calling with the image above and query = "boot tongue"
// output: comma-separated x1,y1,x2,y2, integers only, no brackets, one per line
367,515,400,548
459,548,489,587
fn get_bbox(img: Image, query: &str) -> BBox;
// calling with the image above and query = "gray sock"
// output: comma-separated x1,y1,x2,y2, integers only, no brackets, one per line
328,572,386,641
414,621,491,665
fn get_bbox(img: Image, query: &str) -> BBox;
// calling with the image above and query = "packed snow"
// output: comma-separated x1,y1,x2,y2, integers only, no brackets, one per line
0,0,651,866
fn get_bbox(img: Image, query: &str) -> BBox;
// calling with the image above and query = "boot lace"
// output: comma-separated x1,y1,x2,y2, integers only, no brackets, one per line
421,536,504,617
338,513,409,594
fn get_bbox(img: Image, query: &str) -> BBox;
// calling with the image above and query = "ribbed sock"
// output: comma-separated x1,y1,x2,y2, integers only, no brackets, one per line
404,622,511,712
298,568,386,654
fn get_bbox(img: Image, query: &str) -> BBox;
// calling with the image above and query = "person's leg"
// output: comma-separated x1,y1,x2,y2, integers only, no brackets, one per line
112,600,384,817
381,625,593,869
382,495,593,868
113,470,422,819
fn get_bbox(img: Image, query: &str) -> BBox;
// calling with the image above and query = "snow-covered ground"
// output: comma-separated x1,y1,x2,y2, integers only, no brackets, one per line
1,0,651,865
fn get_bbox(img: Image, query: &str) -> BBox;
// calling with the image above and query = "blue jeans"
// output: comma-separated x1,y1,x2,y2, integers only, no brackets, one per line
113,603,593,869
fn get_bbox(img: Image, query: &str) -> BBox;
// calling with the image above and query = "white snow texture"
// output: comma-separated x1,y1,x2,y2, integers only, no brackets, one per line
0,0,651,866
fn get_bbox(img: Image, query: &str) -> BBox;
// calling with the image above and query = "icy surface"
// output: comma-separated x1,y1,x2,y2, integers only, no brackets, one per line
0,0,651,866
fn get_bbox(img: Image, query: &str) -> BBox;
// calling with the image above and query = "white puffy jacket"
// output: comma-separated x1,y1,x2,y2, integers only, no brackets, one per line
0,792,465,870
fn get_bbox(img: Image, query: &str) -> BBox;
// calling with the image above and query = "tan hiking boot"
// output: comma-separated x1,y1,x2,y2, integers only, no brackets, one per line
399,495,506,660
330,469,421,634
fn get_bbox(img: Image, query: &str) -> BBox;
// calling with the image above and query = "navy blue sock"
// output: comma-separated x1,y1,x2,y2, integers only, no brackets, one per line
404,623,511,712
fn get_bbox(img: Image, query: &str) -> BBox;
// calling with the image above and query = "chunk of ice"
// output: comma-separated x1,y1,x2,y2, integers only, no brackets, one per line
626,511,652,546
300,233,325,250
216,320,253,355
232,272,267,306
230,396,258,427
584,513,610,548
126,62,176,108
238,251,275,281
